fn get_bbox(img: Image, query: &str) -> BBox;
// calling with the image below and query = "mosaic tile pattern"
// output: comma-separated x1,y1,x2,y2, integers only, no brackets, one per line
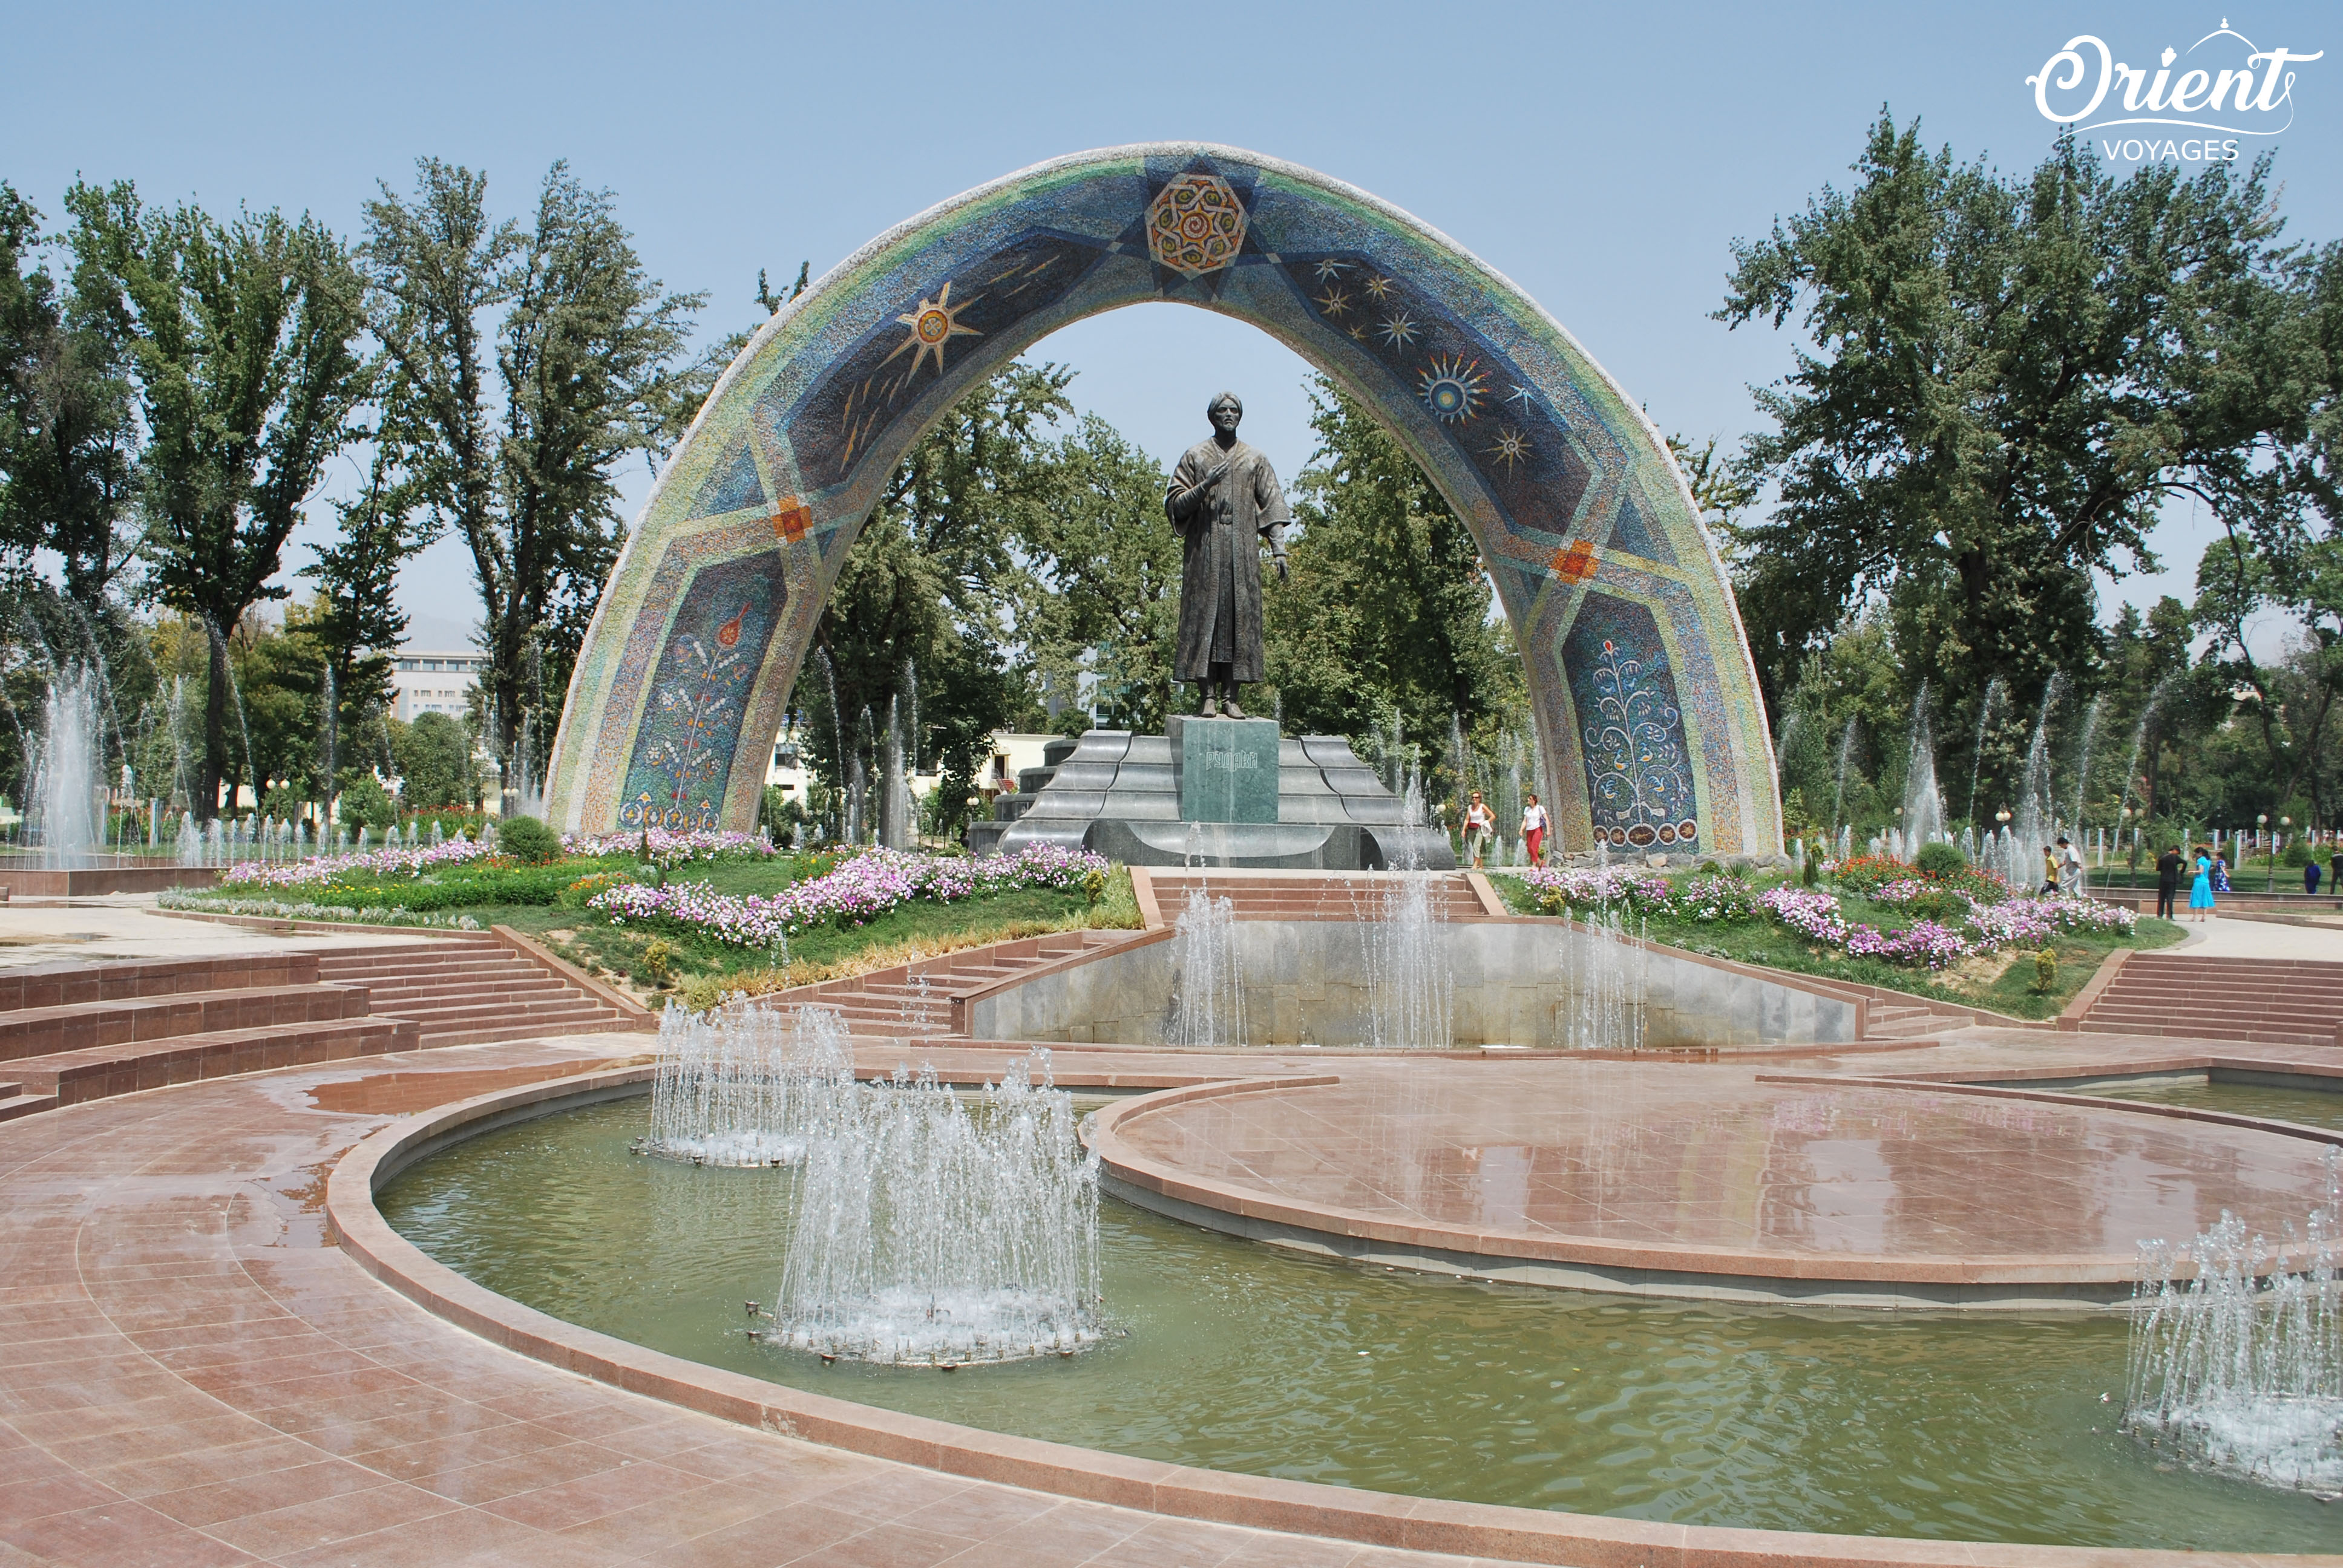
545,145,1782,854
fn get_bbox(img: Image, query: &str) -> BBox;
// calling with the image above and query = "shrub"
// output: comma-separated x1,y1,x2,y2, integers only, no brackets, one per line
2032,949,2059,992
497,815,563,865
1902,887,1970,924
1800,854,1820,887
1913,840,1967,878
642,938,675,985
338,773,398,831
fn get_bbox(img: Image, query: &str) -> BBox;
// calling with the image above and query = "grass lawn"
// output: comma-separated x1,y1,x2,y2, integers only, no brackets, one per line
1487,872,2187,1020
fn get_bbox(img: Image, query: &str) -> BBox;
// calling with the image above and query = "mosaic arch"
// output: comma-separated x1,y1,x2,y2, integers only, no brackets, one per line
544,145,1782,857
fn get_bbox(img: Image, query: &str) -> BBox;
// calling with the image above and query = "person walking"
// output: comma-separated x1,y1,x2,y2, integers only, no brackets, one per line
1463,791,1495,869
2330,844,2342,899
2155,844,2182,920
1519,791,1550,866
2307,858,2324,896
2056,835,2083,897
2189,846,2216,923
2039,844,2059,896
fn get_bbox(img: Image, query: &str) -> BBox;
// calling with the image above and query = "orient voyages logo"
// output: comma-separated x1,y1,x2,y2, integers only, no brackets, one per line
2026,18,2320,162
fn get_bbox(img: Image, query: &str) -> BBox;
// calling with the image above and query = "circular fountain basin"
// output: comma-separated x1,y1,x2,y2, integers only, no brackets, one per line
374,1093,2339,1553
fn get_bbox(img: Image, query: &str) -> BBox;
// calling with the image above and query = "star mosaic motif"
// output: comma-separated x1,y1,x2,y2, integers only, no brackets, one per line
1314,287,1351,318
1376,312,1419,348
1347,323,1368,340
1504,383,1535,407
1362,275,1394,300
1486,426,1531,472
883,281,983,379
1312,257,1349,281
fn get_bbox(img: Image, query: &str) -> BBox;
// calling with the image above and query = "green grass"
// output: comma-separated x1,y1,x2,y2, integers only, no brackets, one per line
1488,874,2187,1019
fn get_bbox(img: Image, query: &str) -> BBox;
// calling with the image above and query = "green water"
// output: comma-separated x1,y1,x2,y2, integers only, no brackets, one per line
378,1098,2339,1552
2088,1079,2343,1134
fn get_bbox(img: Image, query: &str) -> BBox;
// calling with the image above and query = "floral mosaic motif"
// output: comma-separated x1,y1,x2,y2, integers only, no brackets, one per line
1147,172,1246,278
1566,595,1699,851
619,557,781,832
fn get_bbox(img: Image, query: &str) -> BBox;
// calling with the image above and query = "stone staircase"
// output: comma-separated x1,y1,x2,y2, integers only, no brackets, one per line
2069,951,2343,1049
310,935,635,1048
789,929,1140,1040
1144,870,1491,923
0,953,414,1121
0,934,643,1123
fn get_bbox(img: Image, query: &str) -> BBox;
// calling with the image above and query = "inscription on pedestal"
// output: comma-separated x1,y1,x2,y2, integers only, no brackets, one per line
1171,717,1280,824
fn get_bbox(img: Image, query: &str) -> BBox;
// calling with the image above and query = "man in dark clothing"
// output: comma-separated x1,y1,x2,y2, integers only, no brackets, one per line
2155,846,2183,920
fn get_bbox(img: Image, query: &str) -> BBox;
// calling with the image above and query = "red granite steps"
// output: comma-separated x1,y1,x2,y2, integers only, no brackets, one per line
1147,872,1488,922
2071,952,2343,1049
0,951,419,1116
790,929,1139,1039
311,936,633,1047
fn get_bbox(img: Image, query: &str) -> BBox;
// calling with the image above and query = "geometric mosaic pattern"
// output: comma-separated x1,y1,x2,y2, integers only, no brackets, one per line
545,145,1782,855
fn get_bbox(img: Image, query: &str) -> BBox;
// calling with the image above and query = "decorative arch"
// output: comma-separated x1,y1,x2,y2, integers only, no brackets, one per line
544,145,1781,857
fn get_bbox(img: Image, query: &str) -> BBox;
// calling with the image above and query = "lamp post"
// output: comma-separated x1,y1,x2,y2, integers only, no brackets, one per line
2258,813,2270,892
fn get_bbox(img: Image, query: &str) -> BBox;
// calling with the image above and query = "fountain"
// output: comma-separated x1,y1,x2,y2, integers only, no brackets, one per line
1355,871,1455,1050
644,1002,853,1166
32,666,103,865
1899,684,1944,848
1829,716,1859,841
2123,1164,2342,1493
1560,892,1648,1051
772,1052,1101,1366
1170,884,1245,1048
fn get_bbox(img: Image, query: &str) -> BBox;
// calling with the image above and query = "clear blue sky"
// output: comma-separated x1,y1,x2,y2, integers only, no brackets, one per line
7,2,2334,652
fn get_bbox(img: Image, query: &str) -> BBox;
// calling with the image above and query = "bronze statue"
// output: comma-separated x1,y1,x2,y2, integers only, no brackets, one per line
1164,392,1291,719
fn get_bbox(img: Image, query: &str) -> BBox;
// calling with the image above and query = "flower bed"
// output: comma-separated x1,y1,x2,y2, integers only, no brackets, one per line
588,845,1110,947
1527,864,2135,971
218,835,499,890
560,828,781,867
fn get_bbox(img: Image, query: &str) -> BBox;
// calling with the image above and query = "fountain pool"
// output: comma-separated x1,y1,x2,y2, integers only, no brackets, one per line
377,1095,2340,1552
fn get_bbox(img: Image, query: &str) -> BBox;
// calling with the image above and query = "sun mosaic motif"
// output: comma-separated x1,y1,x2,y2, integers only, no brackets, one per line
1146,172,1247,278
1420,353,1487,423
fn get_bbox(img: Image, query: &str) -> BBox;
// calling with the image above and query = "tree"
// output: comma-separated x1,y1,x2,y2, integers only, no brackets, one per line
359,158,701,795
1267,376,1524,796
300,438,434,819
1717,114,2320,810
1022,414,1179,733
0,183,141,608
66,180,370,818
390,711,477,809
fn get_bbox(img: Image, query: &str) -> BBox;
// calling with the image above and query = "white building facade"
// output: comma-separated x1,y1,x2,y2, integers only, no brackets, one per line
390,652,488,722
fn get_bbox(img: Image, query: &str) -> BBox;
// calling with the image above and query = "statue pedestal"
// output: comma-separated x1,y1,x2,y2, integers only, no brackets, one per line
973,722,1453,871
1167,716,1279,823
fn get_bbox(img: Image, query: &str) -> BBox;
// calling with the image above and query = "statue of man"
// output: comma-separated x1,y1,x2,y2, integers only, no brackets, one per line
1165,391,1291,719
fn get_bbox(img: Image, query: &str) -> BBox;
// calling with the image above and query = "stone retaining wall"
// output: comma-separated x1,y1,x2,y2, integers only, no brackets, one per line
968,917,1863,1049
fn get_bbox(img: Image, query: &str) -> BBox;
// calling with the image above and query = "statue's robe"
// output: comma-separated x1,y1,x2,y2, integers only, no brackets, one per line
1164,437,1289,684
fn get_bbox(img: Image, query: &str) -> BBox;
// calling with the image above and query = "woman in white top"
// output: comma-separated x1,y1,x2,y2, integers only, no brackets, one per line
1519,792,1550,865
1463,791,1496,868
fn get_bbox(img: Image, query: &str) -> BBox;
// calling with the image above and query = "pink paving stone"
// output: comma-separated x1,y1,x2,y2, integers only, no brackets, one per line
0,1019,2339,1565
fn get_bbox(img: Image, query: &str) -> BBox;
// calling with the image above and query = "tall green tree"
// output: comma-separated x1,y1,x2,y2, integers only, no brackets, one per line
300,437,434,812
359,158,701,793
1267,376,1524,792
1718,114,2321,809
1023,414,1179,733
65,181,369,817
0,183,142,609
799,364,1071,839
